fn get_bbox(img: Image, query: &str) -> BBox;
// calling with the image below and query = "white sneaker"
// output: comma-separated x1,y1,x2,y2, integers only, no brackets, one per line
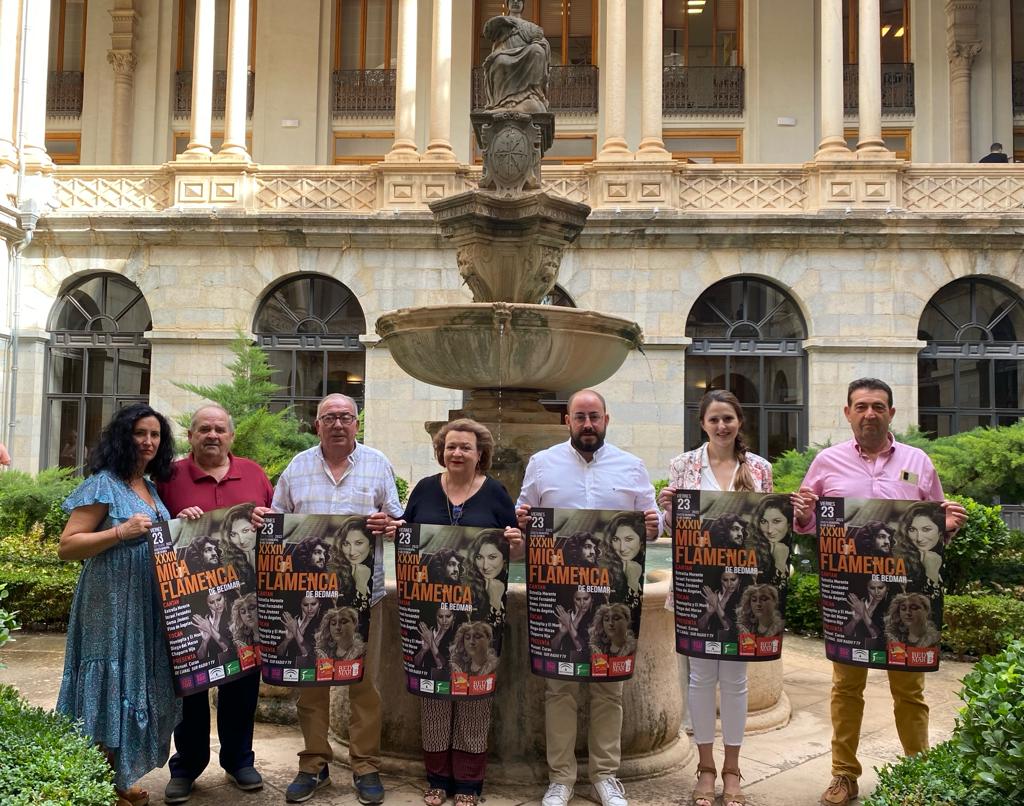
541,782,573,806
591,777,627,806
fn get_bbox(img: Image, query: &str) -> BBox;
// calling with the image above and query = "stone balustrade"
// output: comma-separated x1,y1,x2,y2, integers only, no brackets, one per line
45,162,1024,217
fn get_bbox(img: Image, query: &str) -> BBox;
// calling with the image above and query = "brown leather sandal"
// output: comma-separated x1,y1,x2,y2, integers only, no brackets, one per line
721,765,746,806
115,787,149,806
423,788,448,806
692,763,717,806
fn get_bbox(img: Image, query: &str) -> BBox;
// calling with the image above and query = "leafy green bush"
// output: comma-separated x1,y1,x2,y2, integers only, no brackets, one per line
863,740,982,806
924,421,1024,505
175,335,316,482
784,571,822,636
0,583,18,663
0,684,116,805
942,594,1024,659
0,531,80,629
943,495,1010,594
0,468,78,541
956,639,1024,799
771,444,826,494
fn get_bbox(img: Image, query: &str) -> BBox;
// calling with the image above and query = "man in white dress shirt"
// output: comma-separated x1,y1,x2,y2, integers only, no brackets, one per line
516,389,660,806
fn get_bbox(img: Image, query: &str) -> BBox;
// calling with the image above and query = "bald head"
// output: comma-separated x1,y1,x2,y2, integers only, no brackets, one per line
188,405,235,470
190,405,235,433
566,389,609,459
317,394,359,418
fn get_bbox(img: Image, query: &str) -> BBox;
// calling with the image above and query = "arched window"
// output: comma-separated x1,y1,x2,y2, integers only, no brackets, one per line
45,273,152,469
685,277,807,460
253,275,367,428
918,278,1024,436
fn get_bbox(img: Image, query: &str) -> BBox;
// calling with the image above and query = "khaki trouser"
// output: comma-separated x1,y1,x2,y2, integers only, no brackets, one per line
545,678,624,786
830,661,929,779
296,602,383,776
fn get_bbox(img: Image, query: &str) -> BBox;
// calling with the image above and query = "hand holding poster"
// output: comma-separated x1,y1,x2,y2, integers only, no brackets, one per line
258,513,375,686
671,491,792,661
818,498,944,671
526,508,646,681
148,504,260,696
395,523,509,698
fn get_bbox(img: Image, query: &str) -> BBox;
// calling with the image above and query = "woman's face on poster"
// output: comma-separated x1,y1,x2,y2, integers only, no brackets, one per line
464,625,489,660
445,555,462,581
302,594,320,618
899,597,927,626
436,608,455,631
343,529,372,565
238,598,257,628
229,518,257,551
208,590,225,615
721,571,740,593
908,515,941,552
867,578,888,600
751,588,774,620
603,607,629,642
475,541,504,580
758,507,789,543
331,610,356,645
574,589,592,611
611,524,641,562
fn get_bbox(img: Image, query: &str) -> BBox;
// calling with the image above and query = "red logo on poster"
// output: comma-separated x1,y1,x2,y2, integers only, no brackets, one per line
316,657,335,681
335,660,362,680
238,645,257,670
756,636,780,656
738,633,756,656
609,656,633,676
907,647,937,667
887,642,907,666
591,654,609,677
451,671,468,695
468,674,495,695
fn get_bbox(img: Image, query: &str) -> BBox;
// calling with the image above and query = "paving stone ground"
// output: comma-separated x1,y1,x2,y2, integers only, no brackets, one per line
0,632,971,805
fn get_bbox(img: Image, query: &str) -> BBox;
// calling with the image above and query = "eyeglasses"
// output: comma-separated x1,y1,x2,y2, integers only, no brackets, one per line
571,412,604,424
317,413,357,426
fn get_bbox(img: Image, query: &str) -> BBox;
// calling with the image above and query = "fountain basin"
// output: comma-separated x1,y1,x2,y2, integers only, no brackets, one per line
375,302,643,393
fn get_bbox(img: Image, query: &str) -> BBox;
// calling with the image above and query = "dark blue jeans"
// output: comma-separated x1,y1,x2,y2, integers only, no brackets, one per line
168,671,261,779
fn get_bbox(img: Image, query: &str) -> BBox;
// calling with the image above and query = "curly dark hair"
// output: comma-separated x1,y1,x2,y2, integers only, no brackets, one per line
709,513,748,548
427,548,464,584
599,511,646,598
292,535,331,573
88,402,174,482
852,520,894,556
563,531,601,566
182,534,221,572
464,529,509,620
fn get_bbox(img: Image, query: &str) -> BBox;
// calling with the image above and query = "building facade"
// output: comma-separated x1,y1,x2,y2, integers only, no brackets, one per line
2,0,1024,484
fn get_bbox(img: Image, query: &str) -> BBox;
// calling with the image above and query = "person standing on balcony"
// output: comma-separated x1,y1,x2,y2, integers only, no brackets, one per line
516,389,661,806
979,142,1009,163
791,378,966,806
156,405,274,804
253,393,402,805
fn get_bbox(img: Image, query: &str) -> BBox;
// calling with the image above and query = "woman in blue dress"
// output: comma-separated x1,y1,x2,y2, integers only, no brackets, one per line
57,402,180,806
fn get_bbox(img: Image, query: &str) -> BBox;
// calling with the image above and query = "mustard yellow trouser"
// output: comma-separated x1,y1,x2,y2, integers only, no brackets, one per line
295,602,383,776
830,661,928,779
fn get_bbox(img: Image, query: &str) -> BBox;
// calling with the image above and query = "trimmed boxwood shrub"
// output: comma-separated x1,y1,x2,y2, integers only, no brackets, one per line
0,468,77,541
863,740,982,806
0,531,80,630
942,594,1024,659
0,684,116,805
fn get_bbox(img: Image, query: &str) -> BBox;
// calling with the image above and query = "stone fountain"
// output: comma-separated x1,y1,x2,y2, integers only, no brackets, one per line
327,0,691,785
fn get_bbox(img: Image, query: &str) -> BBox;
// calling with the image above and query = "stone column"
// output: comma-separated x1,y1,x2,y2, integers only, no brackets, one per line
21,0,54,170
0,0,20,172
597,0,629,160
179,0,215,161
856,0,886,154
217,0,251,161
637,0,669,160
815,0,850,158
385,0,419,162
107,0,138,164
946,1,980,162
424,0,455,161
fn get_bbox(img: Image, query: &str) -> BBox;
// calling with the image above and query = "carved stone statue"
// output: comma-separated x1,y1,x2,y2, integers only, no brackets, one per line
482,0,550,114
474,0,554,197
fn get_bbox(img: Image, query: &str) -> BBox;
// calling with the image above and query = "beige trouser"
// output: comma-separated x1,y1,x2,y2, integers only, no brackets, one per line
295,602,383,776
545,678,624,786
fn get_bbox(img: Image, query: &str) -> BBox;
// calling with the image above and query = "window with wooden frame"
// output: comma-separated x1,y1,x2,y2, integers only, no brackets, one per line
333,0,398,70
474,1,596,66
842,0,909,63
843,127,911,160
333,131,393,163
663,130,742,163
663,0,741,68
45,133,81,164
49,0,87,72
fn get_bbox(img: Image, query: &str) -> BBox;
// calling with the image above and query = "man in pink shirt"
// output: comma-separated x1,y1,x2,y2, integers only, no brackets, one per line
792,378,966,806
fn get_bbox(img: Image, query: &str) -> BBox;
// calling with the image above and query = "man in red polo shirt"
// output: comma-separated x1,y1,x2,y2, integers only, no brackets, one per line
156,404,274,804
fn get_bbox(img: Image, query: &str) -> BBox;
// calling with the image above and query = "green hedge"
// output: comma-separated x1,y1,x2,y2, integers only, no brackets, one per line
0,468,76,542
943,594,1024,659
863,740,983,806
784,571,822,636
0,684,116,806
0,532,80,630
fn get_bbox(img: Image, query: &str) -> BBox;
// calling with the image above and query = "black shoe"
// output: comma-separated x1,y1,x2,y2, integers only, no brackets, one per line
226,765,263,792
353,771,385,805
285,766,331,803
164,777,194,805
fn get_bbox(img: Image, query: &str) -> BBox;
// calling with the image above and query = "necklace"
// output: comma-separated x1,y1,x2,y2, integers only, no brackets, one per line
443,472,474,526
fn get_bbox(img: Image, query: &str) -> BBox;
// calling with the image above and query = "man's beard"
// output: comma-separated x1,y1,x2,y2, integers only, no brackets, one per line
571,429,605,454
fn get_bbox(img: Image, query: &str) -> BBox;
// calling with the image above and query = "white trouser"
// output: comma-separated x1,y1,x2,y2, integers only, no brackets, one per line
687,657,748,746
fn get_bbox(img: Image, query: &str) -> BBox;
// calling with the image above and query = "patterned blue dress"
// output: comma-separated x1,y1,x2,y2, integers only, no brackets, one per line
56,470,181,789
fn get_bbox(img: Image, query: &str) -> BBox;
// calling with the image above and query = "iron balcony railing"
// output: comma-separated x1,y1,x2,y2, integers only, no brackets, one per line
843,63,915,115
332,69,397,114
663,65,744,115
471,64,599,113
47,71,84,117
174,69,255,118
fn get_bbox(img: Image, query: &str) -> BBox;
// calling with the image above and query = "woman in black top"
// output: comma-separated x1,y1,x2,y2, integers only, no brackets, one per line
385,418,520,806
